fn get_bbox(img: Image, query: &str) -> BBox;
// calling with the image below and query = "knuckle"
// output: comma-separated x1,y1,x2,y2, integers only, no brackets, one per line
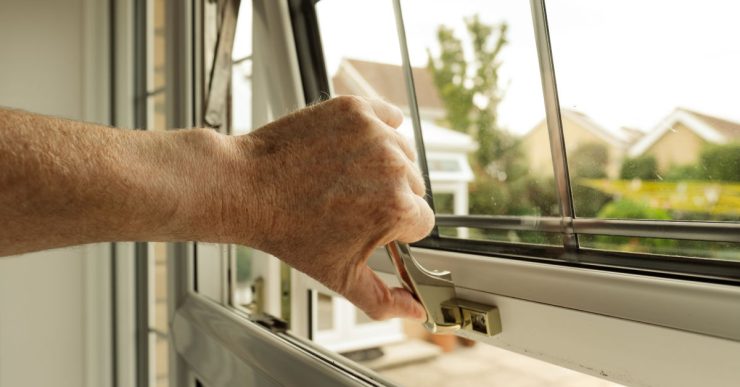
396,133,417,159
389,191,415,214
331,95,367,113
378,147,407,177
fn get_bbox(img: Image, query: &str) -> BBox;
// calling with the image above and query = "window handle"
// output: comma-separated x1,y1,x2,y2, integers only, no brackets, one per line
385,241,503,336
385,241,461,333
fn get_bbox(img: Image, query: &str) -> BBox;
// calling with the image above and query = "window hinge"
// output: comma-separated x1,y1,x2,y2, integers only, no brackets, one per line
204,0,241,128
385,242,503,336
253,313,289,334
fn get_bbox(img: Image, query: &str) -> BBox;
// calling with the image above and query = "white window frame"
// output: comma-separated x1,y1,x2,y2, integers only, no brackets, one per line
158,1,740,387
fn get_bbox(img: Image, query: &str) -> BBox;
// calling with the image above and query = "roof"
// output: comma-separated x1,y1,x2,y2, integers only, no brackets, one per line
331,58,444,111
629,108,740,157
522,109,629,147
680,108,740,141
396,118,477,153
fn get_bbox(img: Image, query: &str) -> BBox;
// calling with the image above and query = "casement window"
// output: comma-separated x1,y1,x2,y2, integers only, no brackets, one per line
128,0,740,386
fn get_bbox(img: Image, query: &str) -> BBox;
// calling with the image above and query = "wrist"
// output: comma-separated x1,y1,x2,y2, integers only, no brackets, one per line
163,128,261,245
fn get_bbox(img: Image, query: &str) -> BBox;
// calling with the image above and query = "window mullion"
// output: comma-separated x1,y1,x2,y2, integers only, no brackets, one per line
391,0,438,233
529,0,578,252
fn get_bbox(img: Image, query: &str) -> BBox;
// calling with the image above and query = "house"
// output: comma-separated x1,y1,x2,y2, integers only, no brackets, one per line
332,58,446,122
629,108,740,171
521,109,633,178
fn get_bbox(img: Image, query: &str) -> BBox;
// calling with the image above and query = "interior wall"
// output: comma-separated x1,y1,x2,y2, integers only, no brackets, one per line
0,1,110,386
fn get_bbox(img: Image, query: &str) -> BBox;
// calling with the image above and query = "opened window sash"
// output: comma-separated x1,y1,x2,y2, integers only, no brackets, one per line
376,0,740,282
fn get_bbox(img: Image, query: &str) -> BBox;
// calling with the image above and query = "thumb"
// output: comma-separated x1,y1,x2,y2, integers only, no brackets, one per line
343,265,426,321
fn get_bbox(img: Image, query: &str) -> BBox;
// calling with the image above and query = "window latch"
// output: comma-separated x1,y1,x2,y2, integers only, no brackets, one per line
385,242,502,336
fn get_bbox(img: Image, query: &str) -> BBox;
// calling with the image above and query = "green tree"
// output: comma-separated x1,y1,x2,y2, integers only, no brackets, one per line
427,15,519,176
701,142,740,181
427,15,562,246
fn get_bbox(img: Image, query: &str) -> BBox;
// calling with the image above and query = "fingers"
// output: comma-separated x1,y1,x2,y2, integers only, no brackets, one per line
344,265,426,321
395,194,435,243
367,98,404,129
388,129,417,162
405,156,426,197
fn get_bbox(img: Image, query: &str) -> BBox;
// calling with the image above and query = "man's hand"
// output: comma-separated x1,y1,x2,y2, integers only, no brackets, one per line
0,96,434,321
224,96,434,320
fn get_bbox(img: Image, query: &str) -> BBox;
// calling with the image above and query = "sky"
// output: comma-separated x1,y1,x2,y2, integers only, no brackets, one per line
232,0,740,136
311,0,740,136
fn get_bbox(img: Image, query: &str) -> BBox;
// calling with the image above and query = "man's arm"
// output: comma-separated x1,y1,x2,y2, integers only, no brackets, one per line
0,107,233,253
0,96,434,320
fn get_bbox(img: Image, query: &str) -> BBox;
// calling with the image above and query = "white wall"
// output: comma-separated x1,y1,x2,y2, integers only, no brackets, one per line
0,1,111,386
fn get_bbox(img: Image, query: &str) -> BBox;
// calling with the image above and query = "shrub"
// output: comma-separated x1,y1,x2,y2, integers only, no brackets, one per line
595,199,676,250
620,155,658,180
700,142,740,181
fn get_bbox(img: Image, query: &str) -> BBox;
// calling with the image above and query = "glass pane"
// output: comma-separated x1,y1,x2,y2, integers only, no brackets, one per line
231,0,252,135
546,0,740,222
311,3,617,384
150,242,169,387
580,235,740,261
355,307,373,325
234,245,256,309
148,2,169,386
317,293,334,331
400,0,560,223
317,0,561,245
151,0,166,92
439,227,562,246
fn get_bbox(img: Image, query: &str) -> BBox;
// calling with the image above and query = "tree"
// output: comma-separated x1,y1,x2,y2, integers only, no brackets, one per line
427,15,563,246
427,15,519,176
428,16,542,218
700,142,740,181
